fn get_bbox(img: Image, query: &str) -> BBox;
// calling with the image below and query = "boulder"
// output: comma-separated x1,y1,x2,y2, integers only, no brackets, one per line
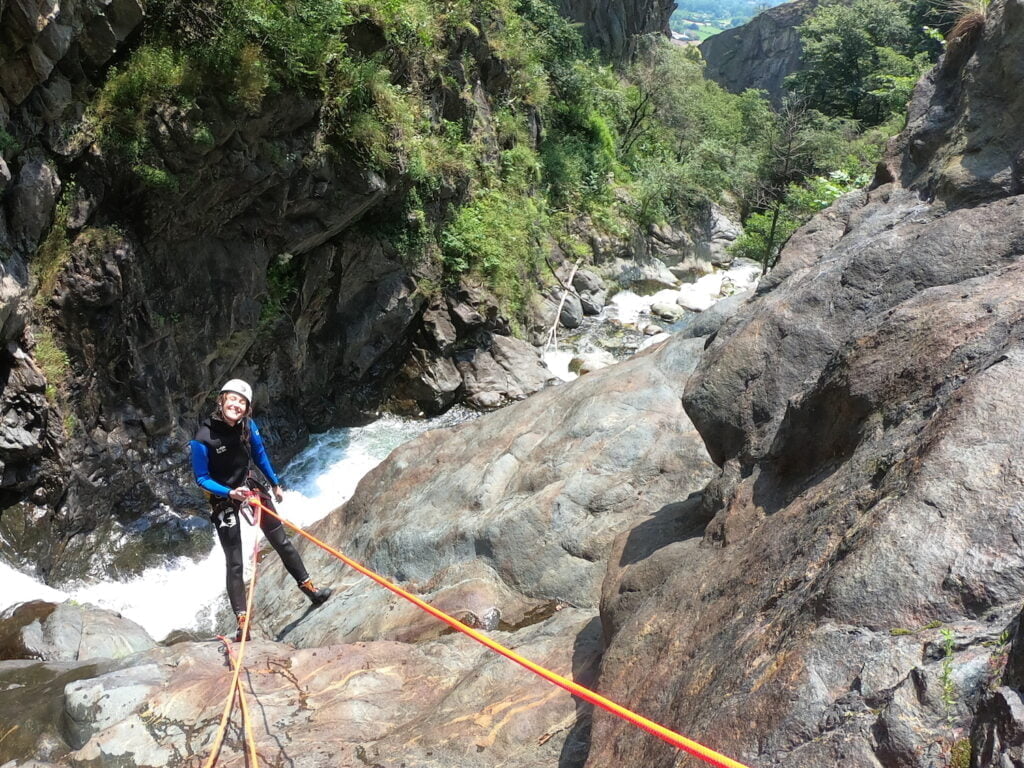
393,347,462,415
455,333,557,409
0,600,155,662
568,348,617,375
420,301,459,352
612,257,679,295
647,221,695,265
6,156,61,250
557,289,584,329
579,289,606,315
572,268,604,294
649,301,685,322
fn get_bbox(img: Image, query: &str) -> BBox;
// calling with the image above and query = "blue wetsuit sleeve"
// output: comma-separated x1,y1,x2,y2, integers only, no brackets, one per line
249,421,280,486
189,441,233,497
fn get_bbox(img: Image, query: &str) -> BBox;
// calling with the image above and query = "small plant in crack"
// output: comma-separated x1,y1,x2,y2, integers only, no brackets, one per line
939,628,957,725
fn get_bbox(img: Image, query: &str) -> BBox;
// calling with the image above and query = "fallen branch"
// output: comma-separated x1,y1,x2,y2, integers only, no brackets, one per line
543,259,582,355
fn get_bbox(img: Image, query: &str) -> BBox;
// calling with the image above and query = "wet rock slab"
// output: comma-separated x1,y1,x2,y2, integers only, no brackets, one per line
253,332,714,650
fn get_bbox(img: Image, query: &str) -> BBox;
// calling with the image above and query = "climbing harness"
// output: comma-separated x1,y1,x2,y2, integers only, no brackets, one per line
202,499,262,768
245,496,754,768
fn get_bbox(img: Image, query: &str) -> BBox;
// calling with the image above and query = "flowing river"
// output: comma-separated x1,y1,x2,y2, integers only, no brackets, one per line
0,259,761,640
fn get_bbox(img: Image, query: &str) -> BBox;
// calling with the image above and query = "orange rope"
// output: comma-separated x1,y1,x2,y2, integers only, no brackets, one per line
251,498,753,768
218,636,260,768
202,502,263,768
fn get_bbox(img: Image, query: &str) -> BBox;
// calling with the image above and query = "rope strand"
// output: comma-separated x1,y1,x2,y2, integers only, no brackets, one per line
202,502,263,768
250,498,752,768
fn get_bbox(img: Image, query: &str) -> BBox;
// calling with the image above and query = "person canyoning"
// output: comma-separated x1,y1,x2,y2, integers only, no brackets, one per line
189,378,331,641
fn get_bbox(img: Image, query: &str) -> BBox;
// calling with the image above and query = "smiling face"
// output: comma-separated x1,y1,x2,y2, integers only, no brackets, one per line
219,392,250,425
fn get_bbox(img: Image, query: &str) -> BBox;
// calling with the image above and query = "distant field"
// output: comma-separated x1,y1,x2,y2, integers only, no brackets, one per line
669,0,789,40
671,20,729,40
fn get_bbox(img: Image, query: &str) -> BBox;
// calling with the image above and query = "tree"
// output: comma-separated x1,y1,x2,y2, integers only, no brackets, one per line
786,0,930,125
733,101,872,272
615,37,771,221
741,101,820,271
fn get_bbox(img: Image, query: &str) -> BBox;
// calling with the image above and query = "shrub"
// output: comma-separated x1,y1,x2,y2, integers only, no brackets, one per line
93,46,190,161
441,184,547,316
33,326,71,403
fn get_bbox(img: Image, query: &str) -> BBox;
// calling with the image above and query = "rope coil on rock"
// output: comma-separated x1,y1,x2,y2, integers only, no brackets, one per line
249,498,753,768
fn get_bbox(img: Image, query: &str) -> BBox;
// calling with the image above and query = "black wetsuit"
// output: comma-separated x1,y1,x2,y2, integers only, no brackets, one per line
190,415,309,615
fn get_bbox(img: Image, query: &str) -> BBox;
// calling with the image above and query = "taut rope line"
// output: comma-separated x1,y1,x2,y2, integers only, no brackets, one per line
250,497,753,768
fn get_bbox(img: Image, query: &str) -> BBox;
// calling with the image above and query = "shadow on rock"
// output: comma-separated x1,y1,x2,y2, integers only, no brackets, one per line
559,615,603,768
618,493,708,567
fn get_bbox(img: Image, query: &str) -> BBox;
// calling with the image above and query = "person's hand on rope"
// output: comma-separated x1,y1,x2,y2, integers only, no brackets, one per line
229,486,250,502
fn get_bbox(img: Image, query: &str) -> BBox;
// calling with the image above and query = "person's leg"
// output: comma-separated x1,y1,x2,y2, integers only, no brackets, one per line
212,502,246,614
256,491,332,606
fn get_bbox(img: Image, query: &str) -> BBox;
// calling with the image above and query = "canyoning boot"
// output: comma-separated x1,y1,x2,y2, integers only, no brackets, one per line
234,612,251,642
298,578,332,607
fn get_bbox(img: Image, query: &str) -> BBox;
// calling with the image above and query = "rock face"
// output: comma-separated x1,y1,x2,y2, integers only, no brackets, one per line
586,2,1024,767
0,329,715,768
0,600,154,662
554,0,674,60
0,0,564,584
699,0,820,104
0,610,601,768
251,331,715,650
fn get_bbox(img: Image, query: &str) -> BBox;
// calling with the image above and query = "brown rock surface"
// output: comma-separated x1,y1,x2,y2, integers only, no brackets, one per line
0,607,601,768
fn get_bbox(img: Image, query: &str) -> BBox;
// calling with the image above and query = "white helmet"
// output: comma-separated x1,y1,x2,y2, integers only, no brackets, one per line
220,378,253,404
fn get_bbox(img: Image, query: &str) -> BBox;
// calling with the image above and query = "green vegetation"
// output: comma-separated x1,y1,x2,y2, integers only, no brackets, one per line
727,0,947,269
786,0,934,126
33,326,71,405
85,0,948,322
0,127,21,157
940,628,957,724
260,253,301,327
983,628,1012,690
31,198,72,305
950,739,971,768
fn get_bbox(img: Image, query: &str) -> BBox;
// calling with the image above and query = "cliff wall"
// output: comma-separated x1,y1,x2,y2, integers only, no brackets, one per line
699,0,819,103
555,0,675,59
